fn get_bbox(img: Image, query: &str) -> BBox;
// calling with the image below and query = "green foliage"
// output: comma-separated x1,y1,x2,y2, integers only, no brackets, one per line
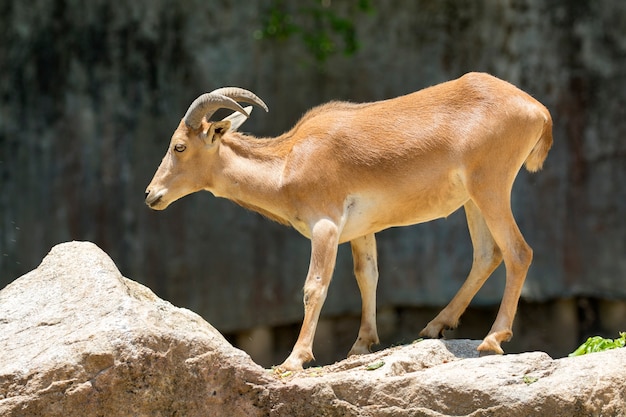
255,0,374,64
522,375,539,385
365,360,385,370
569,332,626,357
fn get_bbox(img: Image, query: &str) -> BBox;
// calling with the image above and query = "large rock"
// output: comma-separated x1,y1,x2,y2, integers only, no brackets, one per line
1,242,625,416
0,241,273,417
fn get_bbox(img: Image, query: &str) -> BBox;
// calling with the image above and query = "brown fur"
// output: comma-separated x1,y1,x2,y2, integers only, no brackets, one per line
146,73,553,370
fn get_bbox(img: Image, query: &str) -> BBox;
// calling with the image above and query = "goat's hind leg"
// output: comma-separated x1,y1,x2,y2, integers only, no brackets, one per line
474,198,532,354
420,200,503,339
348,233,380,356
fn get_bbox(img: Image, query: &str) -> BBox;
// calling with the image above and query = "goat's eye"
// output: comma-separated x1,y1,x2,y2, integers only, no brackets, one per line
174,144,186,153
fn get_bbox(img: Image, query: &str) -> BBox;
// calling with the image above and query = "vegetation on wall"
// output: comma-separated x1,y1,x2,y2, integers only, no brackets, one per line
255,0,374,64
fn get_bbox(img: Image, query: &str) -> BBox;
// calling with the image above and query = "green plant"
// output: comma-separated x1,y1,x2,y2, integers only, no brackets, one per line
569,332,626,357
365,360,385,370
255,0,374,65
522,375,539,385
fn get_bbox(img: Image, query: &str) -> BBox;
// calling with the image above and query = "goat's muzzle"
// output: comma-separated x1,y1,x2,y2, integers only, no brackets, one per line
145,189,166,210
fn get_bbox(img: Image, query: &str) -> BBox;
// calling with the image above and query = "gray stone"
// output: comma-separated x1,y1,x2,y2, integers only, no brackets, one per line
0,241,273,417
1,242,625,417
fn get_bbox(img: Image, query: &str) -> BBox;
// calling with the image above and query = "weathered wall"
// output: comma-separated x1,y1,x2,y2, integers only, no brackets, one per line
1,1,625,333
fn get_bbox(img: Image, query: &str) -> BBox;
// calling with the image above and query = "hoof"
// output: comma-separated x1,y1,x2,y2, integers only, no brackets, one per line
276,349,311,372
275,359,304,373
419,324,448,339
348,338,378,357
477,335,505,355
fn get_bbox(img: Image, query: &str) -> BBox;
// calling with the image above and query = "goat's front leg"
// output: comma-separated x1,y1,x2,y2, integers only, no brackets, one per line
278,219,340,371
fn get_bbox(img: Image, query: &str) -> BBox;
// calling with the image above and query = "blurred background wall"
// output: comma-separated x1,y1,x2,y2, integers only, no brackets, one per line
1,0,625,367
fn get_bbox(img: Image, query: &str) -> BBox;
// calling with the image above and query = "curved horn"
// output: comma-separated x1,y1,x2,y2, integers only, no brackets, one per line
183,94,248,129
183,88,269,129
210,87,269,113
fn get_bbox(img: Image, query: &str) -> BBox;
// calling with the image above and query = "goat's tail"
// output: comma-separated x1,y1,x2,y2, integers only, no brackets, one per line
524,112,553,173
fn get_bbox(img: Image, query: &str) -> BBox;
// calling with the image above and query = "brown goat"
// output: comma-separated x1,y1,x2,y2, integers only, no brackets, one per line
145,73,553,371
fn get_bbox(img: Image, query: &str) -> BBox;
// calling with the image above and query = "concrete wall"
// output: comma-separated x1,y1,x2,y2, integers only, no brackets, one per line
1,1,625,350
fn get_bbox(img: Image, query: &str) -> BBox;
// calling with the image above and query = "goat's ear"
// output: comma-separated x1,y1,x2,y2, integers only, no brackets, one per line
222,106,252,132
202,120,231,145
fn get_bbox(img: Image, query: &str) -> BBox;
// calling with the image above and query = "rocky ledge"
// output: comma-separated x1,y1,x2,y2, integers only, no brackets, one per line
1,242,624,416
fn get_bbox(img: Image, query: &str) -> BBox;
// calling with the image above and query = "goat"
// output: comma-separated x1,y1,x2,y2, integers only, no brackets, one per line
145,73,553,371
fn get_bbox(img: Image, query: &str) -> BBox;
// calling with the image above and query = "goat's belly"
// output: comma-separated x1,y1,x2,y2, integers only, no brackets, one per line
338,188,469,243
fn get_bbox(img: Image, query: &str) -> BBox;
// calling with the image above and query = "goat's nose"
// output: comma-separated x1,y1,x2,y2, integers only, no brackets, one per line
145,190,155,205
145,189,164,209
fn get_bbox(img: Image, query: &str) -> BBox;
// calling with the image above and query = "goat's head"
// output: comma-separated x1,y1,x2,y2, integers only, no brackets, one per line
145,87,268,210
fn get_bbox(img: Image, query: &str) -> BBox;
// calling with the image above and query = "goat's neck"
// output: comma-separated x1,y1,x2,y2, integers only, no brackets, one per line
211,133,288,216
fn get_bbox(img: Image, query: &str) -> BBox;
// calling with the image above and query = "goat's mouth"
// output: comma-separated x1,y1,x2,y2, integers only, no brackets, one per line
145,190,168,210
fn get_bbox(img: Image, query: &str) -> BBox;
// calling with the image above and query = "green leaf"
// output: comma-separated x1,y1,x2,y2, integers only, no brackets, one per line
522,375,539,385
569,332,626,357
365,360,385,370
